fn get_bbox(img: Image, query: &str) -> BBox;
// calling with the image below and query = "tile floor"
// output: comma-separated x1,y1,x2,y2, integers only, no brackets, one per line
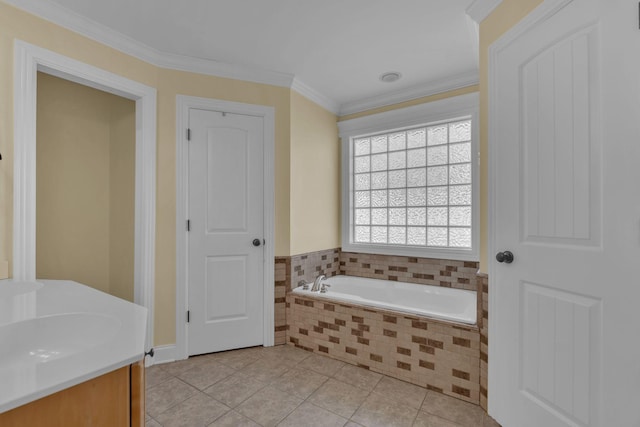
145,345,500,427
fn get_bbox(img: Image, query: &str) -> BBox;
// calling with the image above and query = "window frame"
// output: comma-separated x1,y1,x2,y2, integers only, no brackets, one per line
338,93,479,261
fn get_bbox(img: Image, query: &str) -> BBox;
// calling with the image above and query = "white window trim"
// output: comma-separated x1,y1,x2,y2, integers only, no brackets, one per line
338,92,479,261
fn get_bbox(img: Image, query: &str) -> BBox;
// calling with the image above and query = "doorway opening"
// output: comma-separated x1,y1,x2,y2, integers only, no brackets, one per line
13,40,157,350
175,95,275,360
36,72,136,302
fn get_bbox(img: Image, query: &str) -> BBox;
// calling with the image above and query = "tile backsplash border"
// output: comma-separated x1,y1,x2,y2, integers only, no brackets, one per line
478,272,489,411
340,251,478,292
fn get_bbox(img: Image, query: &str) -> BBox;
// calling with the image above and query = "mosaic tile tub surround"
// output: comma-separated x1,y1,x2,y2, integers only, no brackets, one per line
280,248,479,293
479,273,489,411
275,247,487,409
275,248,481,345
275,248,340,345
286,293,481,404
274,257,291,345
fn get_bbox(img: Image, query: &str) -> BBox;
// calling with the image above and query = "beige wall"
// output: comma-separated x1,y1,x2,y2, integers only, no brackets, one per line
0,1,157,273
36,73,112,293
0,2,294,346
336,0,543,273
337,86,482,264
36,73,135,301
290,91,340,254
109,90,136,302
478,0,543,271
0,0,545,346
154,69,291,342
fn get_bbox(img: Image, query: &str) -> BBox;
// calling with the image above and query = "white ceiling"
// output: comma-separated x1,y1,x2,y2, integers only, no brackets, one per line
8,0,480,115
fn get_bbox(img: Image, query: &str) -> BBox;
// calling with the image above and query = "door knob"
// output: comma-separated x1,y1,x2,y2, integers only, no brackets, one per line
495,251,514,264
252,239,261,247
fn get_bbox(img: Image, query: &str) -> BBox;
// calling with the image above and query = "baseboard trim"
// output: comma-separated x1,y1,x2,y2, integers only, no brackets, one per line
146,344,178,366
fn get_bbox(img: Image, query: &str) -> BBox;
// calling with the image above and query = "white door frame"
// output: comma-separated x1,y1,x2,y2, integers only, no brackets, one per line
175,95,275,360
13,40,157,351
487,0,573,418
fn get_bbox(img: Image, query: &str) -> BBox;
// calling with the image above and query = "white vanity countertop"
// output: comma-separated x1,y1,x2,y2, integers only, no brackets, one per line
0,279,147,413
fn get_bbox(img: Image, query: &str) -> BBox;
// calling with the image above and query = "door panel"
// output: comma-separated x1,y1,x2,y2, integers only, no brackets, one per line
188,108,264,356
520,282,600,426
492,0,640,425
521,28,599,245
206,127,248,232
205,256,247,321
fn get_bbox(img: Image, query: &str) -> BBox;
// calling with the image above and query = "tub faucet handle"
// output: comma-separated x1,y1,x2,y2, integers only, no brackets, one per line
320,283,331,293
298,280,309,290
312,274,326,292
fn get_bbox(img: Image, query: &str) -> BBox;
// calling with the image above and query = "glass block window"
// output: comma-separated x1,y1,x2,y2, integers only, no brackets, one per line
351,118,473,249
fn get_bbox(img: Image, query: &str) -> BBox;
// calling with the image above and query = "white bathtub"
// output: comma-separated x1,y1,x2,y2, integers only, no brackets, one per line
291,275,477,325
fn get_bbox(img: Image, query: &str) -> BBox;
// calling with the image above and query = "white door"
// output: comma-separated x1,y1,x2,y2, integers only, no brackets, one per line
491,1,640,426
188,108,264,356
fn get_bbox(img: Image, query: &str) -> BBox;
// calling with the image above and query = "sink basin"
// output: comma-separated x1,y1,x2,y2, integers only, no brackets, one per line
0,282,42,325
0,281,43,299
0,313,121,367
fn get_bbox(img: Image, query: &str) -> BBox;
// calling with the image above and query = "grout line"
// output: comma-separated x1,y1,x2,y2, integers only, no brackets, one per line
149,346,482,426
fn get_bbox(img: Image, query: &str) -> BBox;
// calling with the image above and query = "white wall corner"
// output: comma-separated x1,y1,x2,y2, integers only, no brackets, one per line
291,78,340,115
466,0,504,23
466,14,480,66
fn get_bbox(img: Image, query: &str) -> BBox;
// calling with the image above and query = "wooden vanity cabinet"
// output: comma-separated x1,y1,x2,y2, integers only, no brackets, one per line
0,359,145,427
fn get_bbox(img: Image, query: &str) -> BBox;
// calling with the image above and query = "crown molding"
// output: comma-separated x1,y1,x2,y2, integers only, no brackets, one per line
291,78,340,114
154,52,294,88
3,0,161,65
5,0,481,117
466,0,503,23
338,70,479,117
2,0,295,88
338,92,479,137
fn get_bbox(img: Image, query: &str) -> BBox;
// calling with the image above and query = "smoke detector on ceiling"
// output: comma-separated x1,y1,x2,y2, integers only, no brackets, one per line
379,72,402,83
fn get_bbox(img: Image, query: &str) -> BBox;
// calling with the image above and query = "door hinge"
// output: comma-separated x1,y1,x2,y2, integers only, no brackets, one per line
187,310,190,323
187,128,191,141
187,219,191,231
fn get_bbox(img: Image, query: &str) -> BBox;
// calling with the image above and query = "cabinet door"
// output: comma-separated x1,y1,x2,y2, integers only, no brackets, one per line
0,365,130,426
131,359,145,427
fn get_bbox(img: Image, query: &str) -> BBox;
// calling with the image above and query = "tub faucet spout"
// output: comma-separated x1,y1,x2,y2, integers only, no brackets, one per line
311,274,326,292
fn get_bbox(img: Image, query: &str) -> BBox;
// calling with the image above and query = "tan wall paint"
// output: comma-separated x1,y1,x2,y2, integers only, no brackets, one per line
290,91,340,255
36,73,135,301
108,92,136,302
36,73,112,293
0,0,545,345
337,0,543,273
0,2,293,346
0,1,156,270
478,0,543,272
155,69,291,343
338,86,482,263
